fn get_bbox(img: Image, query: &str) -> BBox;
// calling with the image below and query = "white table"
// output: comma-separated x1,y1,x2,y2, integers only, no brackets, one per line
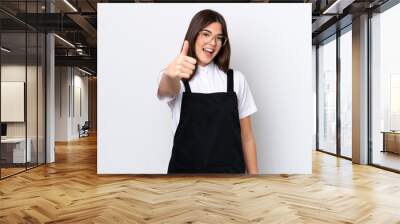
1,138,32,163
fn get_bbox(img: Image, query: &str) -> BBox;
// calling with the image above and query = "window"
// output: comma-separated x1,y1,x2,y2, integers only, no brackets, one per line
340,29,352,158
370,3,400,171
318,36,337,155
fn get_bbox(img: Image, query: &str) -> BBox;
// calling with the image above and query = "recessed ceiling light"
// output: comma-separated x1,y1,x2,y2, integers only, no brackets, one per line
322,0,354,15
78,67,93,76
63,0,78,12
1,47,11,53
54,34,75,48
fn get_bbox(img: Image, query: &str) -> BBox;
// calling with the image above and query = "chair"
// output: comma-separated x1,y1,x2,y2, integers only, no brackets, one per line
79,121,90,138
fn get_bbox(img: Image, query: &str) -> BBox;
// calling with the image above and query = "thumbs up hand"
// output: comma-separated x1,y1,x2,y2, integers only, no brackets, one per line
165,40,197,79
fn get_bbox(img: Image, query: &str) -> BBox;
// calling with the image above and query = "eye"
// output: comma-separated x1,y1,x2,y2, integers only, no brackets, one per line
202,32,210,37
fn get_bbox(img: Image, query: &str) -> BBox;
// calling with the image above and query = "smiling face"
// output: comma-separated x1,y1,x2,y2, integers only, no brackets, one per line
194,22,224,67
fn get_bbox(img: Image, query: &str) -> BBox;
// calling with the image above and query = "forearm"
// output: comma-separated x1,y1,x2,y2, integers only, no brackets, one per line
242,139,258,174
158,72,181,97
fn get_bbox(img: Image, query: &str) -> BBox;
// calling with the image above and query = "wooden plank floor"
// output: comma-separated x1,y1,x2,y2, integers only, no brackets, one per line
1,134,400,224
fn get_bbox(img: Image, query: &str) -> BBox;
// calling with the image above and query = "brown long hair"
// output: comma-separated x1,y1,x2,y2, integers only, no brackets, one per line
182,9,231,78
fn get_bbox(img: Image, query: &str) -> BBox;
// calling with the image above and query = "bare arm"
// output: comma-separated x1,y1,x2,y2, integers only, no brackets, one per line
240,116,258,174
157,72,181,98
157,40,197,98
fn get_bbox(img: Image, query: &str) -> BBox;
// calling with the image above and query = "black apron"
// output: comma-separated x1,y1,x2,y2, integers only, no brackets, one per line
167,69,245,174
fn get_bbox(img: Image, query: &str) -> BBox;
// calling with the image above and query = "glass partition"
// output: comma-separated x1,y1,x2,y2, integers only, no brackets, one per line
38,32,45,165
27,31,38,169
371,3,400,171
339,29,352,158
1,31,28,177
0,1,46,179
317,36,337,155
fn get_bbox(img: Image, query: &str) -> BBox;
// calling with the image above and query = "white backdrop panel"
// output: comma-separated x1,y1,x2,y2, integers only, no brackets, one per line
98,3,312,174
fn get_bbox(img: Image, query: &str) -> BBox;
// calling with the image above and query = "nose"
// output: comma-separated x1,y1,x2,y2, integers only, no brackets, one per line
209,37,217,46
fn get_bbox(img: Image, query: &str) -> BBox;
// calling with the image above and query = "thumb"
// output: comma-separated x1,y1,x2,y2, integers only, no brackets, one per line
180,40,189,56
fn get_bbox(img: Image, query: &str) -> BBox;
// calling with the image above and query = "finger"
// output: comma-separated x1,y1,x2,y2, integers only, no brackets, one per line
183,56,197,64
179,72,191,79
179,66,193,75
181,61,196,70
180,40,189,56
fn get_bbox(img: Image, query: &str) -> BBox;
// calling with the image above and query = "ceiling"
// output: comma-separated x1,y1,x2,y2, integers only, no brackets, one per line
0,0,394,75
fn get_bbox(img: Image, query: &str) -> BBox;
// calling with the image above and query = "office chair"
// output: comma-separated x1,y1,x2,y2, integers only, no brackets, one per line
79,121,90,138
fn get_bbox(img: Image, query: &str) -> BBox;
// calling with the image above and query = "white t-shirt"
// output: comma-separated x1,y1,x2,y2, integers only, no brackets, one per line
157,62,257,135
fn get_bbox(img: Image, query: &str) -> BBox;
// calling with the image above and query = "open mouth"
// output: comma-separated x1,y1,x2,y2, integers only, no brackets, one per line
203,47,214,57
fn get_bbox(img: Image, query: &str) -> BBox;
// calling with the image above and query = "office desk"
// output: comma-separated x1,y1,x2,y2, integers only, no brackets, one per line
381,131,400,154
1,138,32,163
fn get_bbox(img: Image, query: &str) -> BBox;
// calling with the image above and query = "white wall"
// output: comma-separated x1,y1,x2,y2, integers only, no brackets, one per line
72,72,89,138
98,3,313,174
55,67,69,141
55,67,89,141
312,45,317,150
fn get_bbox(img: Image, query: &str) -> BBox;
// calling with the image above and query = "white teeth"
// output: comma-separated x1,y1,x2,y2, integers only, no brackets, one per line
203,48,213,53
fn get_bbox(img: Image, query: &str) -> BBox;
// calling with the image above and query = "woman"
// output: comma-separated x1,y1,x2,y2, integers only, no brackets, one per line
157,9,258,174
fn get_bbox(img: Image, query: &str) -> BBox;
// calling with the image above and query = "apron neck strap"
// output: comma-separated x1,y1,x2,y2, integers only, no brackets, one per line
183,79,191,93
227,69,234,93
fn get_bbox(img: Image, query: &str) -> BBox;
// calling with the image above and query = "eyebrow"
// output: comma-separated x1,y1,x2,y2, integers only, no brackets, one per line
202,29,224,36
